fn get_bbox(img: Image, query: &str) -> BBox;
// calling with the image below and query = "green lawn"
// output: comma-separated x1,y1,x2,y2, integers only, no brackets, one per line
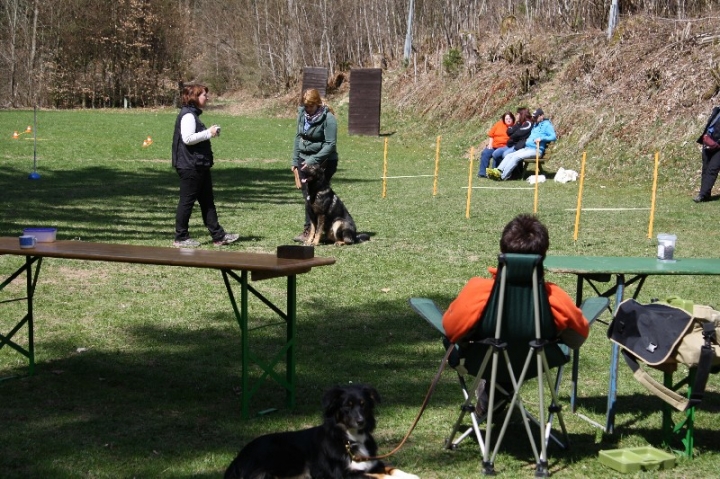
1,107,718,478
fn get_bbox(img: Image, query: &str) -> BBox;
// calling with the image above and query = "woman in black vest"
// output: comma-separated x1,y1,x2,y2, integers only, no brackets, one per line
171,83,238,247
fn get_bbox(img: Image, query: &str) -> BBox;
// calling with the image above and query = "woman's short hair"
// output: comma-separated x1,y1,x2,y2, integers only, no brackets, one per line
182,84,208,107
500,214,550,257
502,111,516,123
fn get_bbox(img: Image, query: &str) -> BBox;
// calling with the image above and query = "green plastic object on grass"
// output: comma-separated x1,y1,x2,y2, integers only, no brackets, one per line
599,446,675,473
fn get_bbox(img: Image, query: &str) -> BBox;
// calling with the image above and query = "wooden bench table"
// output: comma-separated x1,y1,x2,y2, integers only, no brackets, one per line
0,238,335,418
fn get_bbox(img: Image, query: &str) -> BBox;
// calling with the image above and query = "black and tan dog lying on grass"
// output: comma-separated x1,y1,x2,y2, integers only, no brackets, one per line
301,164,369,246
224,384,419,479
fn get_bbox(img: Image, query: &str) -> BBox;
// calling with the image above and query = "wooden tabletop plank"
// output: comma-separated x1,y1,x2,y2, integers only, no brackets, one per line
0,238,335,274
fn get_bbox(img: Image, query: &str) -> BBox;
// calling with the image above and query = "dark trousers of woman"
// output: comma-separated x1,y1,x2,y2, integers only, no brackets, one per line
299,160,338,228
175,167,226,241
699,147,720,200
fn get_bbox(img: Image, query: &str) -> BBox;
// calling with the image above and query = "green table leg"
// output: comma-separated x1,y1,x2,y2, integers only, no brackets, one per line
0,256,42,379
221,269,297,419
662,369,695,458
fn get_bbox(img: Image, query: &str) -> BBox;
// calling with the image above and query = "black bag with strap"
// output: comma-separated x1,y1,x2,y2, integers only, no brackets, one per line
608,298,720,411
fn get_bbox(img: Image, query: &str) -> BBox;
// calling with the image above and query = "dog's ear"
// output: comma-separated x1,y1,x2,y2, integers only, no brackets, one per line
363,386,381,406
321,386,345,416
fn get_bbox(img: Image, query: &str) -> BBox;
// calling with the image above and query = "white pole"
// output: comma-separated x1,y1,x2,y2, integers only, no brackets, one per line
403,0,414,66
607,0,619,39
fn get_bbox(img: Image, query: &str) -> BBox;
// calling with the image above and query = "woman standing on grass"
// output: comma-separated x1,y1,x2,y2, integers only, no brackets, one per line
694,105,720,203
290,88,339,243
171,83,238,247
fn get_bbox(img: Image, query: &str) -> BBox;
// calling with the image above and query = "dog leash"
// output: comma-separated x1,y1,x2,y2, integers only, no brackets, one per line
349,343,454,462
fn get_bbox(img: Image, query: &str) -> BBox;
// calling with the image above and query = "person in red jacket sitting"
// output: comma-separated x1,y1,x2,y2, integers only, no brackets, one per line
442,214,589,349
477,111,514,178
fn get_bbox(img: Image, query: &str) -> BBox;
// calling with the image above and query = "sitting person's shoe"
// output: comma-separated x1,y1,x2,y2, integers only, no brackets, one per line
474,379,510,422
213,233,240,246
693,195,709,203
487,168,502,180
293,226,311,243
475,379,488,416
173,238,200,248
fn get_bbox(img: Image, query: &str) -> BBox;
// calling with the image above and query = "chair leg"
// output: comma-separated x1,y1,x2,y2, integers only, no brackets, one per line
446,373,486,454
491,347,569,476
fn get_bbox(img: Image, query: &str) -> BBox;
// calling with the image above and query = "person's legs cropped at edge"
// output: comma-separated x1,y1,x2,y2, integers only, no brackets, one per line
175,168,200,241
195,167,226,241
697,147,720,202
477,147,494,177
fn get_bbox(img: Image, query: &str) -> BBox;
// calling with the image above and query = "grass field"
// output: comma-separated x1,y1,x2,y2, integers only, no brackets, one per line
1,106,719,478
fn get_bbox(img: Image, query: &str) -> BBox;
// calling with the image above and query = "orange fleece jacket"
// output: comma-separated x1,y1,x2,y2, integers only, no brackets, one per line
442,267,589,349
487,120,510,148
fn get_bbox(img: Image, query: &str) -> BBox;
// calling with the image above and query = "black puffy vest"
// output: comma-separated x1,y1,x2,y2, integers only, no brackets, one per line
172,105,214,169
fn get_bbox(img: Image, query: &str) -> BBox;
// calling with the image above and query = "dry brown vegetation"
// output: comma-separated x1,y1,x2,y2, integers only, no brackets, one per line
238,14,719,189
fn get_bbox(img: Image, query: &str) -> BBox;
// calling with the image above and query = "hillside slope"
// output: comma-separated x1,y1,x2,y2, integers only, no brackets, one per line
379,15,719,191
230,14,720,194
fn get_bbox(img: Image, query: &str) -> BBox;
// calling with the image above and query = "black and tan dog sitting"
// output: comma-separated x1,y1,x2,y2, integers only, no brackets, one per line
224,384,419,479
301,164,368,246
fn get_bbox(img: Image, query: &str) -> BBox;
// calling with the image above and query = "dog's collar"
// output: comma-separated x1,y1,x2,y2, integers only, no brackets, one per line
345,440,365,462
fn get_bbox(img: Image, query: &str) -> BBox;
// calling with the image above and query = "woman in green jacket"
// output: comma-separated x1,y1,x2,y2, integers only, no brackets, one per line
291,88,339,242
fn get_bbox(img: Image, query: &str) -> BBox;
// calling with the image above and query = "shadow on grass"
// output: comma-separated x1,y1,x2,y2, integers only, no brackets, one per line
0,162,375,241
9,289,713,477
0,290,615,477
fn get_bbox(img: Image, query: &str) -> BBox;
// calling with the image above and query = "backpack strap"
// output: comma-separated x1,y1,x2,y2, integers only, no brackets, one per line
689,322,718,406
619,321,716,412
620,350,689,411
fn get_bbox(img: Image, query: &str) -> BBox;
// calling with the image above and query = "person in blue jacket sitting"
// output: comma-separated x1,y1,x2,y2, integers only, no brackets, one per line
488,108,556,181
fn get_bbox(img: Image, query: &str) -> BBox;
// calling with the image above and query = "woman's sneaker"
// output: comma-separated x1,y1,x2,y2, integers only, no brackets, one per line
487,168,502,180
173,238,201,248
213,233,240,246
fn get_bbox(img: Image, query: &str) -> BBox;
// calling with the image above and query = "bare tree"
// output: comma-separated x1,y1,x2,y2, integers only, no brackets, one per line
2,0,720,106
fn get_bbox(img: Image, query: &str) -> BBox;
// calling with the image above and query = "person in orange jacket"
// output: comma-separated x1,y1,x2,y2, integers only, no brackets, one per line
442,214,589,350
477,111,514,178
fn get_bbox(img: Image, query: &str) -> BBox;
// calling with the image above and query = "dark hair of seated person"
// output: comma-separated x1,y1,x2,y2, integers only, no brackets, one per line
499,214,550,258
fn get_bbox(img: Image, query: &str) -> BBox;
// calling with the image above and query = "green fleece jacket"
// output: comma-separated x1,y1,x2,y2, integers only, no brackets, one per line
291,106,338,167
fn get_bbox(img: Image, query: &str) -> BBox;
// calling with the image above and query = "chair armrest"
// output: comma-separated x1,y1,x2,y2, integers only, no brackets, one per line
410,297,462,369
409,297,446,336
580,296,610,325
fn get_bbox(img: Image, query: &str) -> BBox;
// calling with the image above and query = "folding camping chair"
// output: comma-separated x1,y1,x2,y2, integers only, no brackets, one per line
410,253,608,476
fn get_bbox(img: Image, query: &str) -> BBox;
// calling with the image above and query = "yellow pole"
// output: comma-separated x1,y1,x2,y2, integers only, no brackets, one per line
433,135,441,196
573,152,587,241
533,147,540,214
466,147,474,218
648,151,659,238
382,137,388,198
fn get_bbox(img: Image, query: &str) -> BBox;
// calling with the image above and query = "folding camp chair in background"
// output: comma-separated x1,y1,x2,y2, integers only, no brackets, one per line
410,253,608,476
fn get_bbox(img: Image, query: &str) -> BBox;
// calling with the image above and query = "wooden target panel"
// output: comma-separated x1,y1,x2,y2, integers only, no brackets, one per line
300,67,328,103
348,68,382,136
